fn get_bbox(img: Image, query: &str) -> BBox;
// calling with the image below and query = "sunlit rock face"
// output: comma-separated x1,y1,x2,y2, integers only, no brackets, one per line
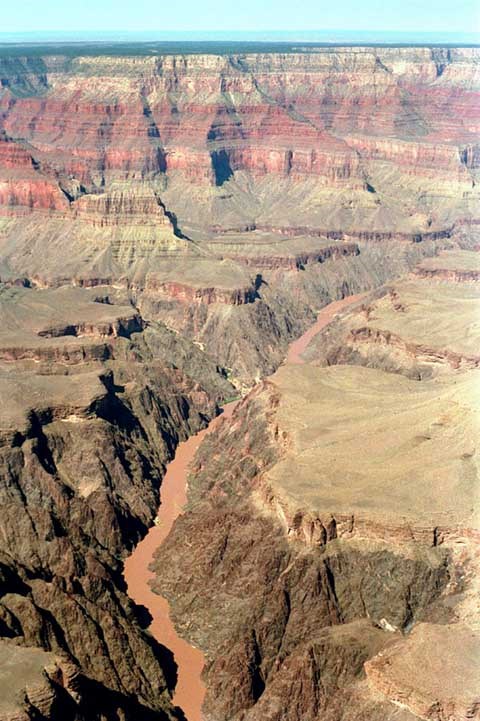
0,46,478,721
153,248,480,721
0,46,477,386
0,48,478,253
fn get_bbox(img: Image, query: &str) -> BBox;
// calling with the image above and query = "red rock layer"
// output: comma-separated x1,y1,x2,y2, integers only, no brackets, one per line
344,134,475,182
0,136,69,213
0,136,36,169
0,48,478,191
0,92,166,186
71,187,173,228
143,278,258,305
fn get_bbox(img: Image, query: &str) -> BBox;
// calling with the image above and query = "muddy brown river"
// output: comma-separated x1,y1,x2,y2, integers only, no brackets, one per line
123,292,365,720
286,292,366,364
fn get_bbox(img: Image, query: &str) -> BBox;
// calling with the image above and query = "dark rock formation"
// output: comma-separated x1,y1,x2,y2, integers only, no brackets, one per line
0,284,229,720
151,249,479,720
0,45,478,721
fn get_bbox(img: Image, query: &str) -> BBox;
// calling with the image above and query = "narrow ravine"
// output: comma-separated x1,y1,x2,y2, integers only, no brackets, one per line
123,401,238,721
123,292,366,721
286,292,367,364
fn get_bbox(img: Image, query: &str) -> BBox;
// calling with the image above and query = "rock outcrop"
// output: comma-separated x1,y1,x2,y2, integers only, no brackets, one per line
0,47,478,277
0,282,234,720
0,45,478,385
0,641,84,721
152,248,479,721
0,44,478,721
412,248,480,281
302,249,480,379
365,624,480,720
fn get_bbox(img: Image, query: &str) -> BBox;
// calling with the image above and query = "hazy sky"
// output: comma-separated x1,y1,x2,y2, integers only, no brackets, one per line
1,0,478,34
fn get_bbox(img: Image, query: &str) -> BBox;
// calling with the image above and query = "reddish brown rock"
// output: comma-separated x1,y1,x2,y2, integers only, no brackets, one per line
0,46,478,721
151,249,479,721
0,136,69,214
365,624,480,720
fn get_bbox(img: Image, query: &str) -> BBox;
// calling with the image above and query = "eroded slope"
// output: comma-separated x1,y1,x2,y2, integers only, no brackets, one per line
152,249,480,721
0,47,479,387
0,282,232,720
0,46,478,720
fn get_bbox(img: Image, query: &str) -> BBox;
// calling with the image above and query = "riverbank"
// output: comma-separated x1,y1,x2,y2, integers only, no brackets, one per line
123,291,366,720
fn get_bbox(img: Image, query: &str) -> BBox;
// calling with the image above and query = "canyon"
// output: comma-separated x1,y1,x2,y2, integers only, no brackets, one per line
0,42,478,721
153,248,479,720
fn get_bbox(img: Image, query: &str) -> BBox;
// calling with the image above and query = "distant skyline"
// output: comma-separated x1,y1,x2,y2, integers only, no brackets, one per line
1,0,478,36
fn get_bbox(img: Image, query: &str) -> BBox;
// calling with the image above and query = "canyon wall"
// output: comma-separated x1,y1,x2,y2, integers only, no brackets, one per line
0,284,235,720
0,46,478,719
0,46,477,386
0,47,479,272
0,46,478,386
152,249,480,721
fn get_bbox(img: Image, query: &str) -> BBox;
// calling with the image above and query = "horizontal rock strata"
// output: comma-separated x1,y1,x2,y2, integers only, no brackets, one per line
0,44,478,721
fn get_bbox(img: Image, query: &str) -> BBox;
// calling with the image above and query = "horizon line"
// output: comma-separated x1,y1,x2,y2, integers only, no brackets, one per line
0,29,478,36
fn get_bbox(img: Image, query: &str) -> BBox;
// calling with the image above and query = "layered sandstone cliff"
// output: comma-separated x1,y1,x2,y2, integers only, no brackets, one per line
0,45,478,721
0,47,478,278
0,45,477,386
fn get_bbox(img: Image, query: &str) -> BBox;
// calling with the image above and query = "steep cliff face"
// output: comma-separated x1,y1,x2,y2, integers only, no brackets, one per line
0,46,477,386
0,282,234,720
152,249,480,720
0,641,85,721
0,135,69,214
1,49,478,187
138,238,457,387
0,47,478,268
151,383,455,720
302,249,480,378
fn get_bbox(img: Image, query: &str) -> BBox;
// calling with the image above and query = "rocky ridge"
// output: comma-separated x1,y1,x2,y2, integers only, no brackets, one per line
152,249,480,721
0,47,478,387
0,281,234,720
302,249,480,378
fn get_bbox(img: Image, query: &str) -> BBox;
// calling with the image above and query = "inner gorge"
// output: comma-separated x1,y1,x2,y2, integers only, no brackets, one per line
124,401,239,721
123,291,366,721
